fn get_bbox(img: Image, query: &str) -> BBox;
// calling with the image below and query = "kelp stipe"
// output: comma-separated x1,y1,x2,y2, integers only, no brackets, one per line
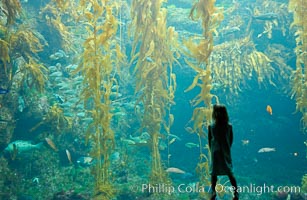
288,0,307,133
0,39,10,78
288,0,307,191
1,0,22,26
302,174,307,193
130,0,179,196
184,0,223,198
74,0,123,199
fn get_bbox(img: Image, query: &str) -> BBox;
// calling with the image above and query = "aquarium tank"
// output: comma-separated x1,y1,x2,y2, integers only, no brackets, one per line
0,0,306,199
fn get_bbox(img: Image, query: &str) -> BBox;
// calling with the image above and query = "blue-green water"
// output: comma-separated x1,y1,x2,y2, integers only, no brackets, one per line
0,0,306,199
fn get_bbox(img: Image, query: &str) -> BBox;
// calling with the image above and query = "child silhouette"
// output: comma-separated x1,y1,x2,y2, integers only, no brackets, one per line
208,104,239,200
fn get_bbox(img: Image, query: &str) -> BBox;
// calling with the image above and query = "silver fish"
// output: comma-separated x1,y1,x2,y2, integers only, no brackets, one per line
258,147,276,153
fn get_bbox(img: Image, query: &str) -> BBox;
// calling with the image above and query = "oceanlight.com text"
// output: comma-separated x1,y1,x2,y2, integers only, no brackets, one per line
215,183,301,196
134,182,302,196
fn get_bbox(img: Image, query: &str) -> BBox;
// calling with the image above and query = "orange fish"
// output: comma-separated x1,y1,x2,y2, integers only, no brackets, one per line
66,149,72,164
266,105,272,115
45,138,58,151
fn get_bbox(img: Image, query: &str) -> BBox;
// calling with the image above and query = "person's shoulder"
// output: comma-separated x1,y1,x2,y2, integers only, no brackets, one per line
227,123,233,129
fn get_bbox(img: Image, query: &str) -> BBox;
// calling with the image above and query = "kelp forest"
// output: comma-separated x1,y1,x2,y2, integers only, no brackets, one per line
0,0,306,199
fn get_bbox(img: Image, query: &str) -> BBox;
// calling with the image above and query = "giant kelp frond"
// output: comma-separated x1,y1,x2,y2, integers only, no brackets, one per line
40,0,77,52
265,44,292,86
184,0,223,192
50,15,74,52
189,0,223,37
0,39,10,77
30,104,71,133
94,182,116,200
130,0,178,189
302,174,307,192
2,0,22,25
195,153,210,183
190,0,216,25
191,107,212,134
23,57,48,93
290,66,304,100
9,27,44,58
74,0,122,198
185,0,223,127
53,0,71,12
246,51,274,85
208,35,285,97
195,149,211,199
288,0,307,132
183,36,213,65
0,24,7,38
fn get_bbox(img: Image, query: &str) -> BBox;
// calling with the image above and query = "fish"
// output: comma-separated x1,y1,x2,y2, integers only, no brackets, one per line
0,88,9,94
145,57,154,62
110,92,122,99
241,140,250,146
246,8,278,21
185,127,194,134
185,142,199,148
49,71,63,77
54,94,65,104
121,138,136,145
48,65,58,72
220,26,240,36
45,138,58,151
64,112,74,117
258,147,276,153
77,112,86,117
66,149,72,164
63,90,75,95
166,167,186,174
4,140,43,153
129,133,148,143
81,117,93,123
113,111,126,117
111,85,119,92
49,50,68,60
266,105,273,115
169,138,176,145
168,133,182,141
253,13,279,21
66,64,78,70
58,50,68,57
77,156,95,167
110,152,120,162
49,53,61,60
